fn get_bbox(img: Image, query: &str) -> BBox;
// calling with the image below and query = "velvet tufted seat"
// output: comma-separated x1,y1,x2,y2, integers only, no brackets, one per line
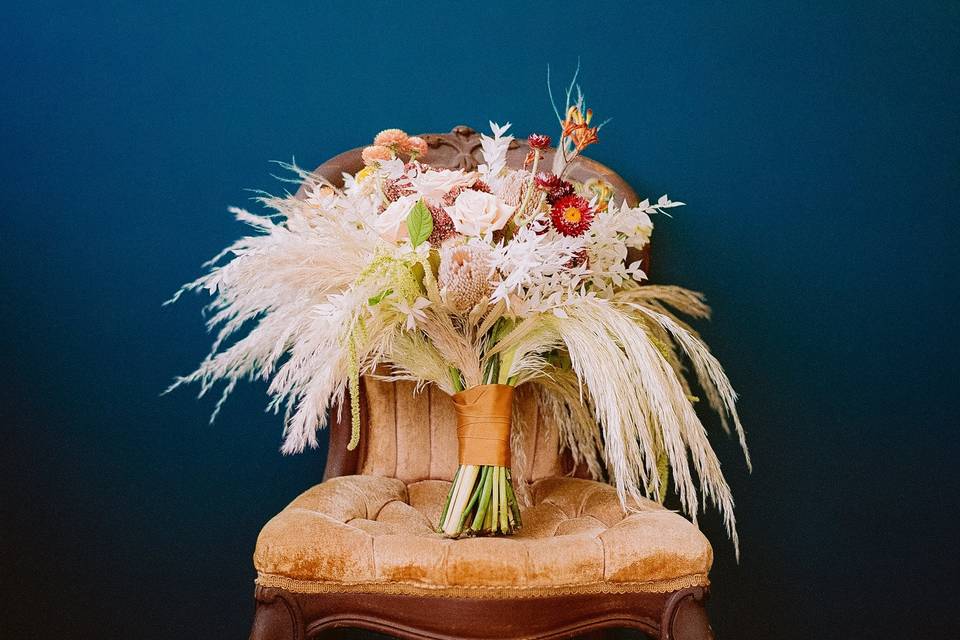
248,127,715,640
255,475,711,596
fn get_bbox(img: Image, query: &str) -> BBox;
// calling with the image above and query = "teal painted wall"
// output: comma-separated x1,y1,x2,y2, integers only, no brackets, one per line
3,2,958,637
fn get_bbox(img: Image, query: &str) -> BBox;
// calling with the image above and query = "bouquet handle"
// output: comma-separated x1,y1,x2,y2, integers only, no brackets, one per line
438,384,521,537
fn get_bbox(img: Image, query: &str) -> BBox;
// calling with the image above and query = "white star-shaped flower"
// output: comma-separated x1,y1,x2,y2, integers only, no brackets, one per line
393,296,430,331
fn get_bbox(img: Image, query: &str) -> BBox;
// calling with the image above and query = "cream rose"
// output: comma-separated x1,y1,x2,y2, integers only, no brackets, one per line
372,195,416,244
443,190,515,237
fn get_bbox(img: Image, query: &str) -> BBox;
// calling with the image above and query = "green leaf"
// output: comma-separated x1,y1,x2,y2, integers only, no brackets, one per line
367,288,393,306
406,198,433,248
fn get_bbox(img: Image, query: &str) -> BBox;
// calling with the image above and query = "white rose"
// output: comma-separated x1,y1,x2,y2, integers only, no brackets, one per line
444,190,515,237
409,169,475,202
377,158,407,181
373,195,417,244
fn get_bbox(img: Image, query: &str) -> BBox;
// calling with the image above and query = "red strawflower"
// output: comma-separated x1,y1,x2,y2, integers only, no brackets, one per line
527,133,552,150
534,172,556,188
550,195,594,237
534,172,575,202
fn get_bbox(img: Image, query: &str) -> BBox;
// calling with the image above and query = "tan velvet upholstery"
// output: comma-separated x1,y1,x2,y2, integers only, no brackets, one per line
254,379,713,596
358,379,564,484
255,475,712,594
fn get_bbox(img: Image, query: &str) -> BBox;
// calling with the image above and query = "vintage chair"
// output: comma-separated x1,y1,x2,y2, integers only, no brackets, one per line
249,127,714,640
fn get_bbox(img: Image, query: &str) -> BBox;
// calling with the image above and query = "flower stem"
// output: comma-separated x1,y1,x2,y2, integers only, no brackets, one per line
441,464,522,537
457,467,487,532
505,469,522,525
437,465,461,532
516,150,541,224
443,464,478,536
498,466,509,532
449,367,465,393
470,466,493,531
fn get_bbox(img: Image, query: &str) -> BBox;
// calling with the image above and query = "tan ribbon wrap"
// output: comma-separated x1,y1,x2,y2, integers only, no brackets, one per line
451,384,513,467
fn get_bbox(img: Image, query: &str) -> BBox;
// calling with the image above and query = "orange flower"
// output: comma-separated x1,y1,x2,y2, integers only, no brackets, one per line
361,145,393,165
404,136,428,158
374,128,409,149
561,106,599,151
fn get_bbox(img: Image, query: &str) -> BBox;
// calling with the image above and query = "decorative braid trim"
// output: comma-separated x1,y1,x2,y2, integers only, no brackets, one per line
255,573,709,599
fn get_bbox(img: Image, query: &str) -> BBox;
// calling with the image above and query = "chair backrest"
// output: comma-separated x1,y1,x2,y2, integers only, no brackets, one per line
310,126,642,483
356,379,564,484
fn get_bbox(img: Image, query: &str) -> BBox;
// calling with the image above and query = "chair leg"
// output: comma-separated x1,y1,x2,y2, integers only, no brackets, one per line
250,586,306,640
660,587,713,640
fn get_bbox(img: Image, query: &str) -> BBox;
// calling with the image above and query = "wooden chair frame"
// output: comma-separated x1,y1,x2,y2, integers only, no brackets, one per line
248,127,713,640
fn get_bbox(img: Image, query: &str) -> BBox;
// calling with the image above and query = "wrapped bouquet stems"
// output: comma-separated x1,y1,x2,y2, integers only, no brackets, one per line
438,384,521,536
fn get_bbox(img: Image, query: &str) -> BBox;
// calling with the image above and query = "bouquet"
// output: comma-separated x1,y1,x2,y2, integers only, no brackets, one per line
170,81,750,550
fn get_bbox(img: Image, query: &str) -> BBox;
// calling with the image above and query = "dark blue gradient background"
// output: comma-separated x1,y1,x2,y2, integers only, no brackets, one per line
3,2,958,638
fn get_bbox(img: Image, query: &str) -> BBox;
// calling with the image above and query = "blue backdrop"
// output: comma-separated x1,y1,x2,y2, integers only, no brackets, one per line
3,2,958,638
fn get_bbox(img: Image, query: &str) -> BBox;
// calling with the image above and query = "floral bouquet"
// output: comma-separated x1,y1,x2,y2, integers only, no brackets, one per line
170,81,750,548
